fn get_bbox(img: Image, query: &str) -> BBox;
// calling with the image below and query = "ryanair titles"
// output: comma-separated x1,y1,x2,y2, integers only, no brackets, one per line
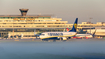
48,33,63,36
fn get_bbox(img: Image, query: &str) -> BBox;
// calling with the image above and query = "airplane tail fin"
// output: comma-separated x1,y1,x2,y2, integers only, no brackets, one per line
69,18,78,32
92,30,96,38
66,28,69,32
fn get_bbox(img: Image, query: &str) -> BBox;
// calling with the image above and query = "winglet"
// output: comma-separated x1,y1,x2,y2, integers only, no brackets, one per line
66,28,69,32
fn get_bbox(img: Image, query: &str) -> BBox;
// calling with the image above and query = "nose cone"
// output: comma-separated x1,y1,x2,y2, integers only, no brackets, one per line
39,35,45,39
39,35,43,39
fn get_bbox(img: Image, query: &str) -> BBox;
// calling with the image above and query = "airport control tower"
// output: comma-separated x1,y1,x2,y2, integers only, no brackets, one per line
19,9,29,16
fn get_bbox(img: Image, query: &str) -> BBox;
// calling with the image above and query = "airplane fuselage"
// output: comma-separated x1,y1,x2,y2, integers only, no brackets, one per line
39,32,77,40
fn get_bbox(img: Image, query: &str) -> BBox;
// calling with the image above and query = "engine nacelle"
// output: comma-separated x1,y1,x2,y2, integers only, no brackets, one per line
62,37,67,40
58,37,67,41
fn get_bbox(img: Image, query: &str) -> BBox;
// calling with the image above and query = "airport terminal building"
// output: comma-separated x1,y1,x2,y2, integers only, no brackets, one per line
0,9,105,39
0,9,72,39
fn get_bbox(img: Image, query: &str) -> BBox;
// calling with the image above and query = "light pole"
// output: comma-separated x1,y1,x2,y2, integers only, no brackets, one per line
13,19,14,39
89,18,93,34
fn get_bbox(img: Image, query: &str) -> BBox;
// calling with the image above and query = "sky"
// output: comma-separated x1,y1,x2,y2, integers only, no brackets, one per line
0,0,105,24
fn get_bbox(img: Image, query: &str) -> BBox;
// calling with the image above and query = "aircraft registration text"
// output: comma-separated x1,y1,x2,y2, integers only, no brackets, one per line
48,33,63,36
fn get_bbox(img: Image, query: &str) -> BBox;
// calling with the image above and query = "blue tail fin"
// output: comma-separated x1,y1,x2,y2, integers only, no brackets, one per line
69,18,78,32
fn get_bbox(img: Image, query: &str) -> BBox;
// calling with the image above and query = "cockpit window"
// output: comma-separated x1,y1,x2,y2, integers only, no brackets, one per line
41,34,45,36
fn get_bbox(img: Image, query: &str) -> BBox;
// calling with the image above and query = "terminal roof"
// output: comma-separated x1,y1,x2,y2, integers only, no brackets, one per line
0,15,51,17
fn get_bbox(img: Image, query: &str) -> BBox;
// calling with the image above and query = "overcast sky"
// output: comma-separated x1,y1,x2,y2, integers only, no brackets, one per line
0,0,105,24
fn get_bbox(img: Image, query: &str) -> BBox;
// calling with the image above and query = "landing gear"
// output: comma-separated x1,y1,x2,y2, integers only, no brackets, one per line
53,39,56,42
60,37,67,41
60,38,63,41
42,39,48,41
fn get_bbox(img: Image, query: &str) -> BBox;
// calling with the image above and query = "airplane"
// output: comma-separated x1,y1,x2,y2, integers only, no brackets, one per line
39,18,78,41
66,28,93,39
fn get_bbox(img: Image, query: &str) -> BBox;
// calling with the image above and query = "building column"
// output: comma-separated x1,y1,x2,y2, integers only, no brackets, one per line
8,34,11,39
21,34,23,39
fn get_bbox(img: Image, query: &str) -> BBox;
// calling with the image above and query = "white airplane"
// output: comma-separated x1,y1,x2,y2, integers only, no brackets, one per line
66,28,93,39
39,18,78,41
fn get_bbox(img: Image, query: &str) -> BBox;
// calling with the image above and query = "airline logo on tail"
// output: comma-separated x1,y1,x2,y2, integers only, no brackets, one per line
74,23,77,29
